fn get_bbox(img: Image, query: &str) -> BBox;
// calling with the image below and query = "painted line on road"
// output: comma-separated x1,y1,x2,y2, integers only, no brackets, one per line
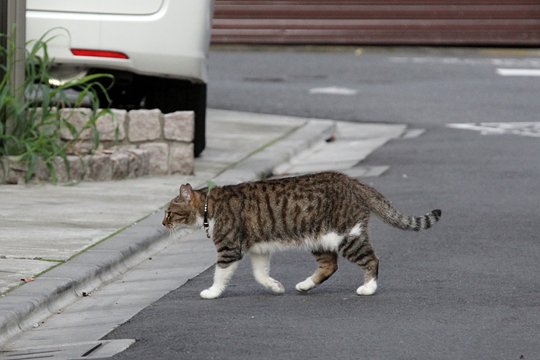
447,122,540,137
309,86,357,95
390,56,540,68
496,68,540,77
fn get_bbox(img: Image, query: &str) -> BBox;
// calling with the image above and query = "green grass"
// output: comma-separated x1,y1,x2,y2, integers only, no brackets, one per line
0,27,112,183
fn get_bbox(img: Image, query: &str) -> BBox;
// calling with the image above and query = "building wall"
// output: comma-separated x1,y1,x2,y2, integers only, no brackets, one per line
212,0,540,46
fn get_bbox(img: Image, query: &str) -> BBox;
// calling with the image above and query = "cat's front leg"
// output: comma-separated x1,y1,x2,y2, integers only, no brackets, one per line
249,252,285,294
200,262,239,299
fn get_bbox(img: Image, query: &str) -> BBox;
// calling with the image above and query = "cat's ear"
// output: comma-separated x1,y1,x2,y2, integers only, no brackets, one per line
179,184,193,202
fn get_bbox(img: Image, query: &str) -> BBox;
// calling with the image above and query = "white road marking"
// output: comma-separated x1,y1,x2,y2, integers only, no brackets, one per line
390,56,540,68
447,122,540,137
309,86,357,95
496,68,540,77
402,129,426,139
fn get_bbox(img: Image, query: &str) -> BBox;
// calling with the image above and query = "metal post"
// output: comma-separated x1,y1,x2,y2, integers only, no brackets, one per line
0,1,8,86
1,0,26,94
1,0,26,143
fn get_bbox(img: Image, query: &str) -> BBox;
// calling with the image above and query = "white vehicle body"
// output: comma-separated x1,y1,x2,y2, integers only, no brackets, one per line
25,0,214,156
26,0,212,82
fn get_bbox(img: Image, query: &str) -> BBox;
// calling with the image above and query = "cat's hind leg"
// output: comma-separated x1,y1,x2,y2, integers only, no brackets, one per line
249,252,285,294
339,232,379,296
295,251,338,293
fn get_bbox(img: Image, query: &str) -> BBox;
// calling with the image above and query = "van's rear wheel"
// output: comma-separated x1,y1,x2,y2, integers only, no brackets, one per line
145,78,206,157
95,72,206,157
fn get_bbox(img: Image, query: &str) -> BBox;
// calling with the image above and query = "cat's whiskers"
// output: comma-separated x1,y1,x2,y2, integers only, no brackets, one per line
167,224,196,241
165,225,179,240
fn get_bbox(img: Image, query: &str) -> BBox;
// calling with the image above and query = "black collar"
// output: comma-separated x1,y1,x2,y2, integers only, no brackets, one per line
203,192,210,238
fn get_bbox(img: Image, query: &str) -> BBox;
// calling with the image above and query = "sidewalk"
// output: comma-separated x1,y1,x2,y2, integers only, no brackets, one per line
0,109,406,347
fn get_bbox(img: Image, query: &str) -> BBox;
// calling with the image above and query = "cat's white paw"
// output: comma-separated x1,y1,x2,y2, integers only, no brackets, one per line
295,278,316,293
356,279,377,296
268,279,285,294
200,287,223,299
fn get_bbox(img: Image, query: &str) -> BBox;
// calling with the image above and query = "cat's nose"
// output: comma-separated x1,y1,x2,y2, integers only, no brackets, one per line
162,218,168,227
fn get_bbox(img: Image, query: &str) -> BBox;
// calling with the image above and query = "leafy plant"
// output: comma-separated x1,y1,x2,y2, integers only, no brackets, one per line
0,28,112,183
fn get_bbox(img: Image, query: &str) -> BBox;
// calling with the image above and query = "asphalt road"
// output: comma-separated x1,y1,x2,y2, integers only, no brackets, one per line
208,47,540,128
105,48,540,359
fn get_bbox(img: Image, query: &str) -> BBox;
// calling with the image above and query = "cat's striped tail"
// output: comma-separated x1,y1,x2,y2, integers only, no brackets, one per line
368,195,442,231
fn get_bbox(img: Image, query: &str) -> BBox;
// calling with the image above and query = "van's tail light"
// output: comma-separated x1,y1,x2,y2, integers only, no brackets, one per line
71,49,129,59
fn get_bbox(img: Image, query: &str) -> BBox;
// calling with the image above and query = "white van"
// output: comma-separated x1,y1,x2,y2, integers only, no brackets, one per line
26,0,214,156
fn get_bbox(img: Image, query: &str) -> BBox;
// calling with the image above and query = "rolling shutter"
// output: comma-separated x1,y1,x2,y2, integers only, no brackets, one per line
212,0,540,46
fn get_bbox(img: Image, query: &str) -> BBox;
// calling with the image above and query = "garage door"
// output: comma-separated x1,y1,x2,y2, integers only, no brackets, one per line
212,0,540,46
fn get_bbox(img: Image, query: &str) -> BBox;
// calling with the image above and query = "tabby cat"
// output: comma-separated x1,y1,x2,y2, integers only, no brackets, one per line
162,171,441,299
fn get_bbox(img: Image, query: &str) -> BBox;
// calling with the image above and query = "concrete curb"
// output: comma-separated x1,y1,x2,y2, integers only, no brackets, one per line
0,117,336,348
215,119,336,184
0,211,172,347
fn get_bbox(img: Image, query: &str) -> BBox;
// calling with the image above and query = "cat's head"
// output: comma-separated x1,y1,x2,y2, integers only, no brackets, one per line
162,184,202,230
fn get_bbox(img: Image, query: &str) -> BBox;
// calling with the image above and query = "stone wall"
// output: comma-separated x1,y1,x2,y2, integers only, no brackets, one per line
0,108,195,184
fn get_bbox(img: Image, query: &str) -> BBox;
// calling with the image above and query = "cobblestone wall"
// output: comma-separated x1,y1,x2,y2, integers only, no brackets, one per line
0,108,195,184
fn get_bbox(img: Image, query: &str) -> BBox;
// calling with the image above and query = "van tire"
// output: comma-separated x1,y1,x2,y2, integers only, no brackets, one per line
145,78,206,157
